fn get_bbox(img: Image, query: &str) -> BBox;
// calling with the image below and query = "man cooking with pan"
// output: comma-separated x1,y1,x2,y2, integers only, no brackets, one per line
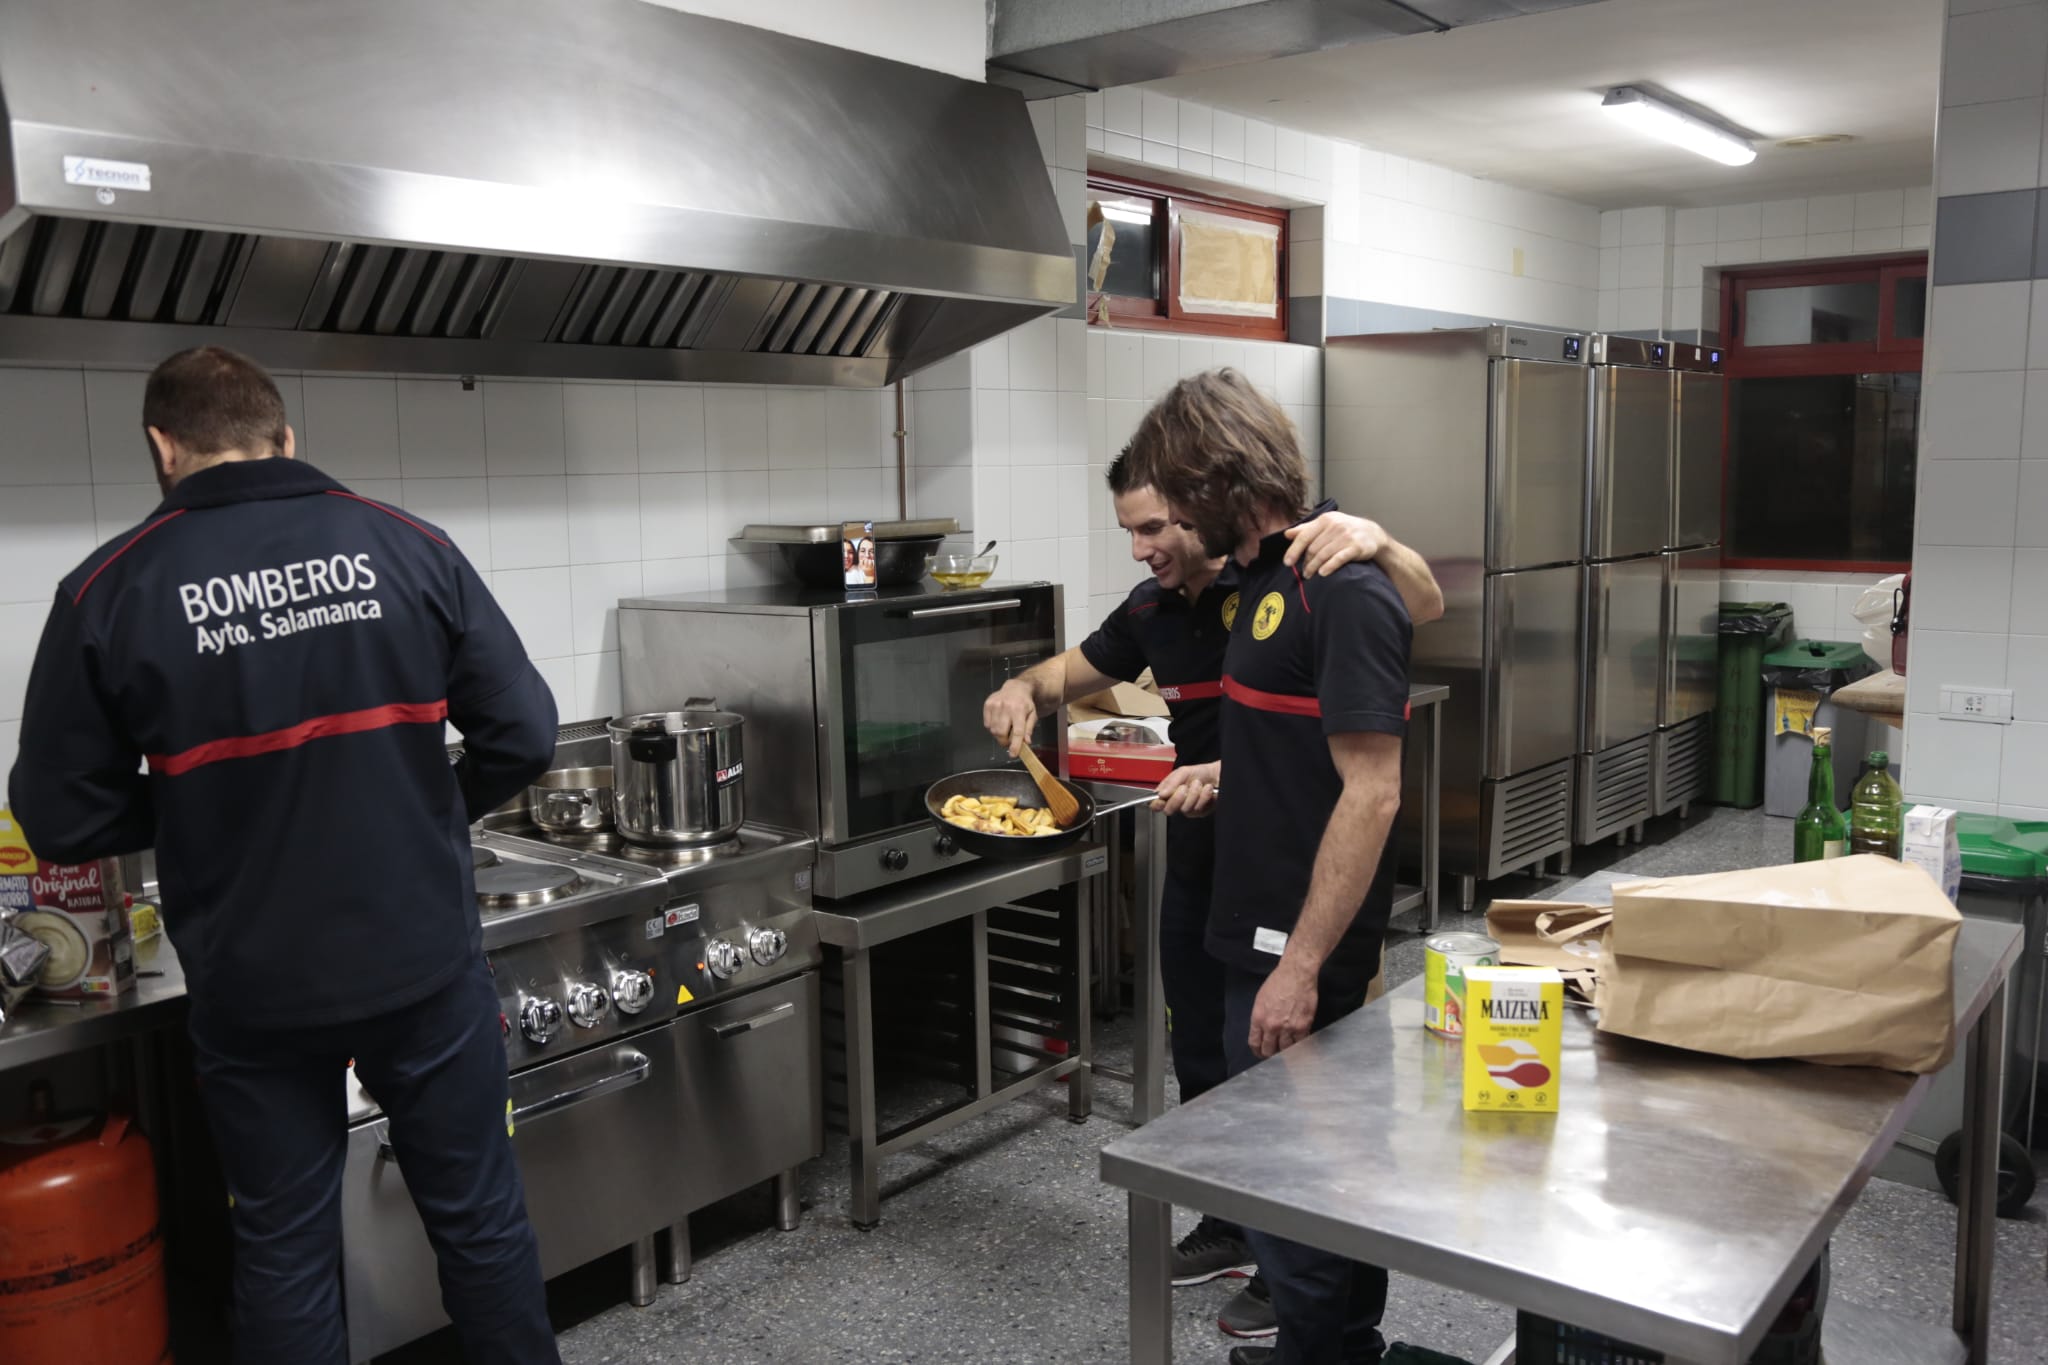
982,450,1440,1342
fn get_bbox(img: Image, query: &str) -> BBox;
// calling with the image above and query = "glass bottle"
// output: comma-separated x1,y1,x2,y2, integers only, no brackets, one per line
1848,749,1903,859
1793,726,1850,862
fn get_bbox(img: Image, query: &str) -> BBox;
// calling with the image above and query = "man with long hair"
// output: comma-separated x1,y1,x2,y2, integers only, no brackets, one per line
1127,368,1413,1365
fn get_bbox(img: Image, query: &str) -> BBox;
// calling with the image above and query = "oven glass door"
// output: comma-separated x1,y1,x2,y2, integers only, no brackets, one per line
824,587,1060,842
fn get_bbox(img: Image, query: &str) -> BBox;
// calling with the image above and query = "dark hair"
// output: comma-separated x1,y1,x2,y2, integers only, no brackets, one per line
1105,444,1141,494
1124,368,1307,554
142,346,288,458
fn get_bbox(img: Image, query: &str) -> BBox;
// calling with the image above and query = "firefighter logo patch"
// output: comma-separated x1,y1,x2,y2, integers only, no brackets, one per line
1251,591,1286,641
1220,592,1240,631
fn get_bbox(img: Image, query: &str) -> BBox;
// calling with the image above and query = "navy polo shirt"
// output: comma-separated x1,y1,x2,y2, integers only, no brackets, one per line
1206,507,1413,985
1077,565,1242,769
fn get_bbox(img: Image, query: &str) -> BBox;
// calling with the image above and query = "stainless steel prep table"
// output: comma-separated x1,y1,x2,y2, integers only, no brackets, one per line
1103,917,2021,1365
816,836,1112,1227
0,933,187,1073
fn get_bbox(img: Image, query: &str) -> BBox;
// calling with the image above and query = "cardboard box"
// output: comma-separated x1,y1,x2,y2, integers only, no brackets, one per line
1072,677,1171,719
1462,966,1563,1113
0,808,135,1001
1903,805,1961,905
1067,731,1175,787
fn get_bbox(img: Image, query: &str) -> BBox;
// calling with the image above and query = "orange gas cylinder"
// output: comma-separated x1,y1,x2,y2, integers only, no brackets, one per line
0,1103,172,1365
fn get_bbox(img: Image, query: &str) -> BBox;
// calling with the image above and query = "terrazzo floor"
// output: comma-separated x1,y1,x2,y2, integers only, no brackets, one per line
381,806,2048,1364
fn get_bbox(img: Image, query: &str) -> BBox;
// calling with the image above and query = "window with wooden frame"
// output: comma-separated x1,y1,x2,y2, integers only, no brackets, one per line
1719,256,1925,572
1086,172,1288,342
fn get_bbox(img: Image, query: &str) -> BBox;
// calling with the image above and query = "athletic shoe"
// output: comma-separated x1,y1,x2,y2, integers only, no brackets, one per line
1218,1275,1277,1339
1225,1348,1274,1365
1171,1216,1256,1286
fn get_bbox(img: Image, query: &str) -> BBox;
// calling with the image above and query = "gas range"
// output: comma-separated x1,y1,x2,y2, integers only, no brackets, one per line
473,824,820,1070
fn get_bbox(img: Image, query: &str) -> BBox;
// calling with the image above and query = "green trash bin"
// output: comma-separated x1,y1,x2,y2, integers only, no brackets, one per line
1891,815,2048,1215
1711,602,1792,808
1760,639,1878,818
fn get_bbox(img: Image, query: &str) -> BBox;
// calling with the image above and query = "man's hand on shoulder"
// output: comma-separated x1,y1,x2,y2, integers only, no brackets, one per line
1282,512,1385,578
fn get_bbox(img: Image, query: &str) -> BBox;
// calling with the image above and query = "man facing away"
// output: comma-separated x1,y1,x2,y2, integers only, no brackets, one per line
8,346,563,1364
1128,368,1414,1365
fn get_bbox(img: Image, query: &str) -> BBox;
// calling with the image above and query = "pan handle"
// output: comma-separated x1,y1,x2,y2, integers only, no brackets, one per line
627,734,670,764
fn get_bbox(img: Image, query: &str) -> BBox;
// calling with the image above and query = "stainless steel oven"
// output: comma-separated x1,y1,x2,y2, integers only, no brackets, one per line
618,581,1063,898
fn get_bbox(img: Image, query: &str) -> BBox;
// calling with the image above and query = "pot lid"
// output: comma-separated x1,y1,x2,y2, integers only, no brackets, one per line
737,519,957,545
612,709,743,735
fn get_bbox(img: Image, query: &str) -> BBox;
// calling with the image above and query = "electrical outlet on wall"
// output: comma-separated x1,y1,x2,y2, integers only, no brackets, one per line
1939,686,2012,724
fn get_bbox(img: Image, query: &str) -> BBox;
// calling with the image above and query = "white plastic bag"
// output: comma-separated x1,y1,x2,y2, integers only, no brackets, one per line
1853,574,1905,666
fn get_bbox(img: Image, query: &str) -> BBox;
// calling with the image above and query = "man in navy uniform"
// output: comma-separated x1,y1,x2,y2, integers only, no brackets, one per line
8,346,562,1365
1129,368,1414,1365
983,450,1438,1335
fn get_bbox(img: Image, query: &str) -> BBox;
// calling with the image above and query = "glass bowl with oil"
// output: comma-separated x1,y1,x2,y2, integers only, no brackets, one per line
931,552,998,590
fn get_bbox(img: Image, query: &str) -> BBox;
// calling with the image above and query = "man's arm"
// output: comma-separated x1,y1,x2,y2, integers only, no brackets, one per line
1284,516,1444,625
1246,730,1403,1057
6,592,154,862
445,557,559,821
983,646,1118,757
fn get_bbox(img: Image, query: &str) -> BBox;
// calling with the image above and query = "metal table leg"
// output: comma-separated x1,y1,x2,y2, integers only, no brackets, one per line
972,910,994,1101
629,1234,658,1306
1128,1191,1173,1364
664,1219,691,1284
840,947,882,1229
1069,881,1095,1123
775,1167,801,1231
1131,806,1168,1125
1954,978,2005,1363
1423,698,1441,933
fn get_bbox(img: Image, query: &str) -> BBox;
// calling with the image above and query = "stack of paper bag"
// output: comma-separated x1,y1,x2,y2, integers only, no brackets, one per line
1595,855,1961,1073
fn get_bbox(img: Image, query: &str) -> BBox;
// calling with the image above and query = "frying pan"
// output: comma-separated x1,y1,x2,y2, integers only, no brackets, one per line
925,768,1097,861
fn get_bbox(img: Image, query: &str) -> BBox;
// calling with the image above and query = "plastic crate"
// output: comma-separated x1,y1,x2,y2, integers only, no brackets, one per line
1515,1312,1662,1364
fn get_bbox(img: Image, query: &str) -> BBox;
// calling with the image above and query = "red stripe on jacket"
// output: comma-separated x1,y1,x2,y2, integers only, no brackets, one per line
147,700,450,777
1221,675,1322,717
73,511,189,602
1157,680,1223,702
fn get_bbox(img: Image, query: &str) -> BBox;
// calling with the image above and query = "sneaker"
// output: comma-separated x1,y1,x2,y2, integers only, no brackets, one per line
1226,1349,1274,1365
1171,1216,1256,1286
1218,1275,1277,1339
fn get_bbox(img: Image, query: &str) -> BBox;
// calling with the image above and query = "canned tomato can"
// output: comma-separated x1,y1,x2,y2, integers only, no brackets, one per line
1423,932,1499,1038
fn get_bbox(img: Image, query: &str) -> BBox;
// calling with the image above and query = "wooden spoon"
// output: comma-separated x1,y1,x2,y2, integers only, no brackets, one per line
1016,744,1083,828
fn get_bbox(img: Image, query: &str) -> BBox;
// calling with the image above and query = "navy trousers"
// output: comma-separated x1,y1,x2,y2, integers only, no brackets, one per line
188,956,560,1365
1222,963,1387,1365
1161,813,1229,1107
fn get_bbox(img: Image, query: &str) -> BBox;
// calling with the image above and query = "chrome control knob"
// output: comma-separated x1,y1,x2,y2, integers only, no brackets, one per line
611,968,655,1015
705,939,745,980
565,982,610,1029
748,928,788,966
519,996,563,1045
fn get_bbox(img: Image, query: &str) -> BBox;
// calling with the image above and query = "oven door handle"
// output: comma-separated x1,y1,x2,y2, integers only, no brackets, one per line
710,1000,797,1039
375,1048,652,1160
901,598,1023,620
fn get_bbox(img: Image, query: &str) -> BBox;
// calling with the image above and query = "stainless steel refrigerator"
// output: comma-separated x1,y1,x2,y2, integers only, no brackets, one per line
1575,335,1671,847
1654,342,1725,817
1324,326,1588,911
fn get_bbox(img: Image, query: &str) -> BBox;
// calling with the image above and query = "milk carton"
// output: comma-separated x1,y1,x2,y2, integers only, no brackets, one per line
1462,966,1563,1113
1903,804,1961,904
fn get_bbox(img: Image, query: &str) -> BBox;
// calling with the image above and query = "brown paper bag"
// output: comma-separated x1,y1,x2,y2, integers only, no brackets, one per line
1485,900,1611,1004
1595,855,1961,1073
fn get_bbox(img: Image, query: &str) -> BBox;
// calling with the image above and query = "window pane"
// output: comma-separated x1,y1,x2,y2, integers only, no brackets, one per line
1726,373,1917,564
1087,194,1159,300
1742,282,1882,345
1893,276,1927,341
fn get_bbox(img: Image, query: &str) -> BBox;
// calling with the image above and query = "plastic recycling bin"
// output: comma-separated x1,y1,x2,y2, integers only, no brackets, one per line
1760,639,1878,819
1711,602,1792,808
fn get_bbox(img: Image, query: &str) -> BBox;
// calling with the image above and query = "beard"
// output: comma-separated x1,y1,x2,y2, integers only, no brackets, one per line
1196,519,1236,560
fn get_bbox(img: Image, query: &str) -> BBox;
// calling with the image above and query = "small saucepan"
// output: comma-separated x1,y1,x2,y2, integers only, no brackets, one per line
925,768,1096,862
527,766,615,835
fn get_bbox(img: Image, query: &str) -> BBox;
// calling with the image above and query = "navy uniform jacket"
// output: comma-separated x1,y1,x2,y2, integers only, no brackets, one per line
1077,564,1242,769
6,458,557,1028
1207,506,1412,985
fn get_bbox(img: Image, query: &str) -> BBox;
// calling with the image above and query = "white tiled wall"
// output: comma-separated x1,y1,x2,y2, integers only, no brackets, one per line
1596,188,1933,337
1085,90,1601,332
1717,570,1896,649
0,369,900,757
1900,0,2048,819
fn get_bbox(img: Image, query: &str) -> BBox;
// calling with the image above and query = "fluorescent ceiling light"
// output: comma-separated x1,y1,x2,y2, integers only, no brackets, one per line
1602,86,1756,167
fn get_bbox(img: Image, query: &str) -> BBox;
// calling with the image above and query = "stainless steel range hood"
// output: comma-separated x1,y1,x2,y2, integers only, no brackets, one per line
0,0,1075,387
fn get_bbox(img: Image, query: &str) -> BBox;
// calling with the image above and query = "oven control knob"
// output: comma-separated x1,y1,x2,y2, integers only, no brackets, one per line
611,969,655,1016
935,833,959,857
748,928,788,966
519,996,563,1045
705,939,745,980
881,847,910,872
565,982,610,1029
